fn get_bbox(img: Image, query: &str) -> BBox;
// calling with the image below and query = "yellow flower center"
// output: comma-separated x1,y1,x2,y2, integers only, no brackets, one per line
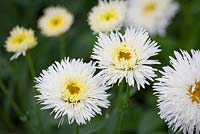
49,16,64,28
112,44,138,70
187,81,200,103
11,34,27,45
143,3,156,14
61,78,87,104
99,10,117,22
67,83,80,95
118,51,132,61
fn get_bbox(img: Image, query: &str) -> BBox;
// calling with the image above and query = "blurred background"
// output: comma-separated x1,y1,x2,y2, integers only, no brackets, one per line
0,0,200,133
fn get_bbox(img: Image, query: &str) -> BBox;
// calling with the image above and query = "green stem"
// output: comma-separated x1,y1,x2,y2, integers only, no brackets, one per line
26,53,36,79
26,53,44,134
125,84,130,108
117,81,131,134
0,80,35,132
0,80,23,117
117,80,124,107
117,109,124,134
59,35,65,59
117,80,125,134
76,124,79,134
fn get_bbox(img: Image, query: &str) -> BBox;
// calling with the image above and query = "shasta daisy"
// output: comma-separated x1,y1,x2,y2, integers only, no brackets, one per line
154,50,200,134
91,27,160,89
35,58,110,125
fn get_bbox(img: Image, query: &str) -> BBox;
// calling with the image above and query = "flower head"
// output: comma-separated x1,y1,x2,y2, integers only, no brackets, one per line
35,58,110,125
91,27,160,89
154,50,200,134
126,0,179,35
88,0,126,33
38,6,74,37
5,26,37,60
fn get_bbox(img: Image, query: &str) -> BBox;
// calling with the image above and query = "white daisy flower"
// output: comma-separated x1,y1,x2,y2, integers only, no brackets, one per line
154,50,200,134
5,26,37,60
88,0,126,33
38,6,74,37
91,27,160,89
126,0,179,35
35,58,110,125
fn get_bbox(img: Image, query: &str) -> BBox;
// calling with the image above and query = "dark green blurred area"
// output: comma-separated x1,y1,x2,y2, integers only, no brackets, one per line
0,0,200,133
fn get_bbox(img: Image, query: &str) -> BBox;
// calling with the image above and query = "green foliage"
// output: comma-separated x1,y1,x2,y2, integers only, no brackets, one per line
0,0,200,133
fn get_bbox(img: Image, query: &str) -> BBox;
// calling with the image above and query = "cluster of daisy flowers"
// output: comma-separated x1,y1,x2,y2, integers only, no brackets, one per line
88,0,179,35
35,27,160,126
2,1,200,134
4,6,74,60
4,0,179,60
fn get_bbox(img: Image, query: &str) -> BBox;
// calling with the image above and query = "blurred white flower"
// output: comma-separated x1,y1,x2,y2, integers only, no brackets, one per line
38,6,74,37
154,50,200,134
91,27,160,89
5,26,37,60
35,58,110,125
88,0,126,33
126,0,179,36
